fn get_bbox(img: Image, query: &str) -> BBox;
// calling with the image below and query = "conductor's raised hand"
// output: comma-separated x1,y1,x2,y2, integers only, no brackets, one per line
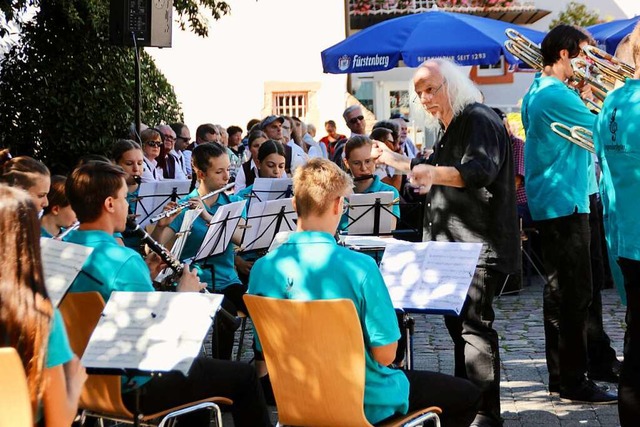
176,263,207,293
371,140,392,165
408,164,434,195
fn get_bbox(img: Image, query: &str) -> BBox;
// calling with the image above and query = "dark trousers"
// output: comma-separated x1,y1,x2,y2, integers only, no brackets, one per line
122,357,272,427
618,258,640,426
444,266,502,425
212,283,248,360
587,194,618,372
402,370,480,427
536,213,592,389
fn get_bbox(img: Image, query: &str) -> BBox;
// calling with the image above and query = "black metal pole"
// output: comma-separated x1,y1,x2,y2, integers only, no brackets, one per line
134,45,142,141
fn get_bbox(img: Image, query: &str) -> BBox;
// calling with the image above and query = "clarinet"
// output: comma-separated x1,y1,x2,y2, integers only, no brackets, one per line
126,218,241,329
126,218,183,281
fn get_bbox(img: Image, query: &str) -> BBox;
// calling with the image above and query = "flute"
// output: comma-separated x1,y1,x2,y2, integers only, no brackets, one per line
150,182,235,223
54,221,80,240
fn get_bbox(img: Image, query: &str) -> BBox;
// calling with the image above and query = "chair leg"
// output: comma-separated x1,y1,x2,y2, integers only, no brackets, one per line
235,316,248,362
157,402,222,427
403,412,440,427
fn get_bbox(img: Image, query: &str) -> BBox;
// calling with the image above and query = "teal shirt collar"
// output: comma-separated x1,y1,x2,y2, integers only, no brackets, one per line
285,231,337,246
67,229,118,245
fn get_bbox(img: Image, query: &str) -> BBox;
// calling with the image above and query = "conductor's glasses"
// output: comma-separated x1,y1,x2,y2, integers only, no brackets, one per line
342,199,350,215
415,79,447,101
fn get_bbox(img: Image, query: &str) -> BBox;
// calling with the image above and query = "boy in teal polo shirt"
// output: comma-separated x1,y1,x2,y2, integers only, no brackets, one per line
248,158,479,426
521,24,616,404
64,161,272,427
152,143,248,360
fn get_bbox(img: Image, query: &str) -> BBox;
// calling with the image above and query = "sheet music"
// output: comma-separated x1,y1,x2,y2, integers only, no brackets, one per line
194,200,246,262
346,191,396,235
380,241,482,315
340,235,402,250
40,238,94,307
252,178,293,202
268,231,295,252
241,198,297,251
135,180,191,227
81,291,224,375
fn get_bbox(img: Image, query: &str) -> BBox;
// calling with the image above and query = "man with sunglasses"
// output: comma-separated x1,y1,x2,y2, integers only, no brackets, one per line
372,58,519,427
170,122,192,178
327,105,366,168
521,24,617,405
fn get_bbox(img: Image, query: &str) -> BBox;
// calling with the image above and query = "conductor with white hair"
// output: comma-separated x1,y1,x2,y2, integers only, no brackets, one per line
372,58,519,427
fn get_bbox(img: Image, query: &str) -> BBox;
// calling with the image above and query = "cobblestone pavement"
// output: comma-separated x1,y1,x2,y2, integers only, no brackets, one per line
228,275,627,426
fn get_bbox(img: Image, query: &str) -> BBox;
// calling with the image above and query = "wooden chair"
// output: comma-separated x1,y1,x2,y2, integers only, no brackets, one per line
244,295,442,427
59,292,232,427
0,347,33,427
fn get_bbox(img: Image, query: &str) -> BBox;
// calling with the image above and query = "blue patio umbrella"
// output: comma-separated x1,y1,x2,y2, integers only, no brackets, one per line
321,10,546,74
587,15,640,55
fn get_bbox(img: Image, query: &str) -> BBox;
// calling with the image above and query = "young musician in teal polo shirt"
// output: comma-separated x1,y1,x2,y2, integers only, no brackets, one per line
64,161,272,427
339,135,400,233
248,158,479,426
152,143,247,360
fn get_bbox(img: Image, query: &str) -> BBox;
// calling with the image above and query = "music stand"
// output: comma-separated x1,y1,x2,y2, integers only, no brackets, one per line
342,191,398,236
81,291,224,427
134,180,191,227
240,198,297,253
193,200,247,266
251,177,293,202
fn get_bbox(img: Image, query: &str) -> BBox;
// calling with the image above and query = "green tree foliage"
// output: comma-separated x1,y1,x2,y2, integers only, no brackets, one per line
0,0,231,37
0,0,184,173
549,1,601,30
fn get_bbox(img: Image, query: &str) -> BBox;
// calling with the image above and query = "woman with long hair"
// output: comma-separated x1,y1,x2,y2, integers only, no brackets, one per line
0,184,86,426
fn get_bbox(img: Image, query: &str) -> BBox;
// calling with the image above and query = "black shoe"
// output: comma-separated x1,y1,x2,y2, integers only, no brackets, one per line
588,369,619,383
549,383,559,395
559,380,618,404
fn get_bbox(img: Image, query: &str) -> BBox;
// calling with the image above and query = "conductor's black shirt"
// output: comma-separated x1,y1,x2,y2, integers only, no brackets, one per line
411,103,520,274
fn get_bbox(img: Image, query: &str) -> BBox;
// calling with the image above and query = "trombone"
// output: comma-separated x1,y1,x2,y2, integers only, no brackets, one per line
550,122,595,153
504,29,637,111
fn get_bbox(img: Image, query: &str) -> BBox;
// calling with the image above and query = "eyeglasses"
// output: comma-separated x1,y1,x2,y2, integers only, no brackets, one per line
146,141,162,148
162,134,175,141
348,115,364,125
177,136,190,142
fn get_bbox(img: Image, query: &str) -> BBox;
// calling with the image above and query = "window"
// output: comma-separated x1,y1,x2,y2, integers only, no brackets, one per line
273,92,308,119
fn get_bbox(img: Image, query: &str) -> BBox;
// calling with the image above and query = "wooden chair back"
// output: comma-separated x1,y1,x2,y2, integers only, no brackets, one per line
0,347,33,427
244,295,370,427
59,292,134,418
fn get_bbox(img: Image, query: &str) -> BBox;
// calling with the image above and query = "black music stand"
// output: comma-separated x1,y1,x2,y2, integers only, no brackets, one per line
240,198,297,254
250,177,293,202
342,191,398,236
134,180,191,227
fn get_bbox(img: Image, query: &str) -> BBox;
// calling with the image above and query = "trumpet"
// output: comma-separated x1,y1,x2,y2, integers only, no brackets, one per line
550,122,595,153
150,182,235,223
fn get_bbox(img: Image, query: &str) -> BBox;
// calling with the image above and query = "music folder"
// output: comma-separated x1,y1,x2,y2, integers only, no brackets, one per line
40,238,94,307
379,240,483,316
81,291,224,376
